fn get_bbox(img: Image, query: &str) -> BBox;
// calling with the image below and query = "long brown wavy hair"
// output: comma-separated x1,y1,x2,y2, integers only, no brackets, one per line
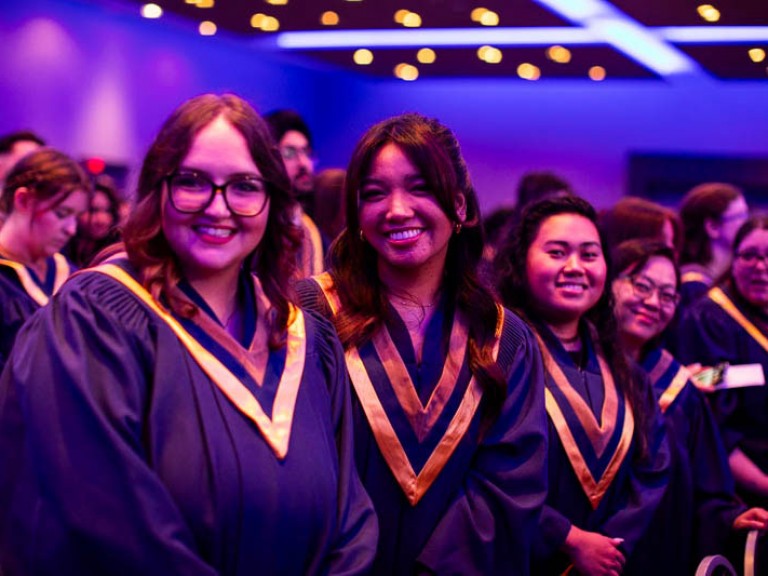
122,93,301,348
327,113,507,424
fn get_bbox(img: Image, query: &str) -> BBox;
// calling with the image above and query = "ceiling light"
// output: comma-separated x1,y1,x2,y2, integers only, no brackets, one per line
535,0,607,20
417,48,436,64
141,3,163,18
267,0,288,4
394,10,409,24
471,8,487,22
402,12,422,28
199,20,217,35
261,16,280,31
480,11,499,26
546,45,571,63
589,65,606,80
749,48,766,63
353,48,373,65
517,63,541,80
394,63,419,80
251,13,266,28
697,4,720,23
321,11,339,26
477,45,502,64
195,0,214,7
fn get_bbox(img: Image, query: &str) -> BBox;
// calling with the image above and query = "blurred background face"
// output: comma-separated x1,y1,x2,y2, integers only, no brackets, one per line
79,190,115,240
612,256,678,350
713,195,749,251
279,130,314,195
525,213,607,325
733,228,768,309
30,189,89,259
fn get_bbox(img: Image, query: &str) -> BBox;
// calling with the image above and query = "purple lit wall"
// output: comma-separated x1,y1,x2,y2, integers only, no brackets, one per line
2,0,768,210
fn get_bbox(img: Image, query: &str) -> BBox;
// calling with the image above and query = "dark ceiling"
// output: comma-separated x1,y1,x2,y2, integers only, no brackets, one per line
119,0,768,81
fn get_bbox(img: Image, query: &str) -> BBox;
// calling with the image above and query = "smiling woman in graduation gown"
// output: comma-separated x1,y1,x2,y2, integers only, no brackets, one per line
495,196,670,576
0,147,90,373
0,94,376,575
298,113,548,575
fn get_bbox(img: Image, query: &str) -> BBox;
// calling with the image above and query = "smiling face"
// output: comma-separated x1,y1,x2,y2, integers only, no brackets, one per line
161,115,270,283
358,143,464,282
733,227,768,309
525,213,607,330
612,255,678,354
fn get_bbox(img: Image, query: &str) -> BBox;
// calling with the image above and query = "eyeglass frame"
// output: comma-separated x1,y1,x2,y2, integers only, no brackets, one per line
165,170,270,217
279,145,316,163
735,250,768,267
619,274,680,308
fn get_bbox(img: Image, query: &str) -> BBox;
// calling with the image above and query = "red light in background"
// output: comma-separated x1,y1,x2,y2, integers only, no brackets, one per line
85,157,106,175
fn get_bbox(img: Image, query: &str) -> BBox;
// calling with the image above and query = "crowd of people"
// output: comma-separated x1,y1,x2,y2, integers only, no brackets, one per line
0,92,767,575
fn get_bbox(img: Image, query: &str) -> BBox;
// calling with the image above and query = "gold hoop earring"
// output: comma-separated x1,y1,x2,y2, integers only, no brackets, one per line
359,229,366,242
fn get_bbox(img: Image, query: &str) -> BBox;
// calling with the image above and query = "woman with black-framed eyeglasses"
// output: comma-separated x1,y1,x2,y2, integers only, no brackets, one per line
678,214,768,510
0,94,377,574
612,238,768,574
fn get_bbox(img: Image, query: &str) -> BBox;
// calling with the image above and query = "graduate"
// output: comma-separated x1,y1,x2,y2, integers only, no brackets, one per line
611,238,768,574
678,214,768,508
0,147,90,373
495,196,670,576
297,113,548,575
0,94,377,575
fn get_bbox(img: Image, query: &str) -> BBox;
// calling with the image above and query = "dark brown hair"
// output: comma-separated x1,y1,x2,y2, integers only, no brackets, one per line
680,182,743,266
327,113,507,424
496,195,653,454
122,93,301,347
599,196,681,258
1,147,90,214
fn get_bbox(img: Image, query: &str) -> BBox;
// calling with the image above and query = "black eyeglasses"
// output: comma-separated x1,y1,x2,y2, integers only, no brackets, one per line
166,170,269,217
621,274,680,308
736,251,768,267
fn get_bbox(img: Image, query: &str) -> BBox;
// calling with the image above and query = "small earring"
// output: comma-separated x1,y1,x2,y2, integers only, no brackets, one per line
454,222,462,234
359,229,366,242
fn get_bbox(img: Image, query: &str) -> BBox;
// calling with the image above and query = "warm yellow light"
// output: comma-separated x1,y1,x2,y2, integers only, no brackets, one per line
417,48,436,64
697,4,720,22
749,48,766,63
267,0,288,4
470,7,487,22
517,63,540,80
251,13,266,28
480,10,499,26
394,9,409,24
185,0,196,4
199,20,217,35
477,45,502,64
261,16,280,31
547,45,571,64
141,3,163,18
395,63,419,81
353,48,373,65
195,0,214,7
321,11,339,25
403,12,422,27
589,65,606,81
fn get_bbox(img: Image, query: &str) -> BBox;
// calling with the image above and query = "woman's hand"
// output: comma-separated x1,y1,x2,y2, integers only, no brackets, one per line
562,525,625,576
733,508,768,531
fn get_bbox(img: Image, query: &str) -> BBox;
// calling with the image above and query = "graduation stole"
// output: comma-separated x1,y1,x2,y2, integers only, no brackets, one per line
313,272,503,505
645,349,690,414
680,268,712,286
0,252,69,306
536,328,634,509
708,286,768,354
89,262,306,460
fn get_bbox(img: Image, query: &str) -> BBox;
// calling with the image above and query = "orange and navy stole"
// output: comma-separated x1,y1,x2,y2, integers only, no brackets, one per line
0,252,70,306
680,265,713,288
708,286,768,354
87,261,306,460
536,327,635,510
642,348,690,414
313,272,503,505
